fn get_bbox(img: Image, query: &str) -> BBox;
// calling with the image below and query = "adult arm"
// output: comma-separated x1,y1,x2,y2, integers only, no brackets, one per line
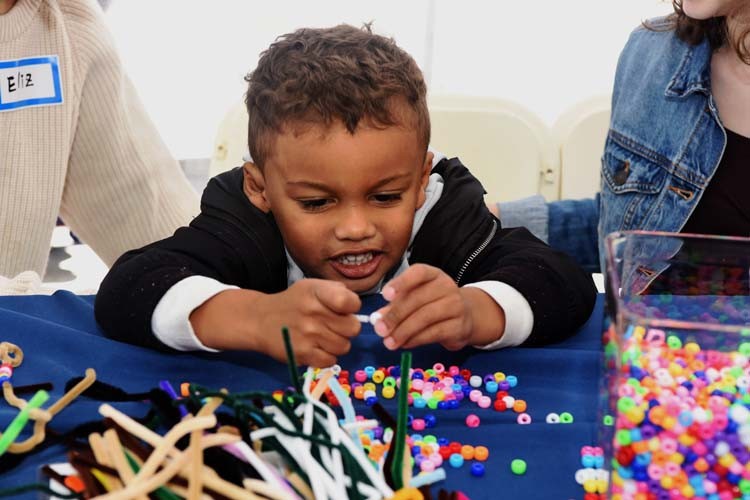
59,6,199,266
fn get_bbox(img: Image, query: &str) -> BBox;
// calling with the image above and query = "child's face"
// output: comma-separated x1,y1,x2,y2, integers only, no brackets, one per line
245,116,432,293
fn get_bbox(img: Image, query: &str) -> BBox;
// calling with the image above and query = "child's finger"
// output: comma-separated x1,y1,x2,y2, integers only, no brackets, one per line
381,264,441,301
401,324,467,351
382,296,456,349
393,326,449,350
375,272,455,338
374,287,441,338
315,331,353,357
328,314,362,338
314,281,362,314
304,348,338,369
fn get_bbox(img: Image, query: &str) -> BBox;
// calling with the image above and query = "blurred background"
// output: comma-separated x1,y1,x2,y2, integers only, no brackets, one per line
50,0,673,292
107,0,671,161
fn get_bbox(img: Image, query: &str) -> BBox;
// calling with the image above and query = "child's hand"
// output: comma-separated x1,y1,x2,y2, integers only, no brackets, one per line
190,279,361,367
262,279,362,366
373,264,505,350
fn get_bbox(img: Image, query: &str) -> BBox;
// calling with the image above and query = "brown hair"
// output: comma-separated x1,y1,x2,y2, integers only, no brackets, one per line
244,24,430,168
648,1,750,63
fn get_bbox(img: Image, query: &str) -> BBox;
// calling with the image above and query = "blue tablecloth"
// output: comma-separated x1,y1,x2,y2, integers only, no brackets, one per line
0,292,605,499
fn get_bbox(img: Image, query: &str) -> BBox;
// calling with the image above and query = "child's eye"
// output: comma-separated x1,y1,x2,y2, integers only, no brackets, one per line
298,199,331,211
372,193,402,204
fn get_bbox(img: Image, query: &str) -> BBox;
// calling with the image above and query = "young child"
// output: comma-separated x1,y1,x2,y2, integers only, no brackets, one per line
95,24,597,367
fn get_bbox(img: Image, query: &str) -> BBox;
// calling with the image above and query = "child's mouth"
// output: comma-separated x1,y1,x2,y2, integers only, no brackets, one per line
330,251,382,279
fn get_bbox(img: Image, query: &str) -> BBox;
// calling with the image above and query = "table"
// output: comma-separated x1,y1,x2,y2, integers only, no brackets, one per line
0,292,605,499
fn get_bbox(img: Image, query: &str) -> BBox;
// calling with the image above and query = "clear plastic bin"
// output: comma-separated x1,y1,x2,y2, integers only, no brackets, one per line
602,230,750,499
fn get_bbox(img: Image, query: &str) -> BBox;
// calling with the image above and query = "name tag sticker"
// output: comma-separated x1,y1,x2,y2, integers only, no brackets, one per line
0,55,63,112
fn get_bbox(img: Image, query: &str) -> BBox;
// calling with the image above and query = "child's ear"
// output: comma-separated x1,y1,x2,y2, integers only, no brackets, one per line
242,162,271,213
416,151,434,209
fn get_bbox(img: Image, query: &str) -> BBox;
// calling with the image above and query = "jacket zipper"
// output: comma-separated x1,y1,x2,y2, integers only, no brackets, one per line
455,219,497,285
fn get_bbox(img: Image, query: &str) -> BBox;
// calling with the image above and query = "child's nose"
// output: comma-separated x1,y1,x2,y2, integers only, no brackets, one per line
334,205,376,240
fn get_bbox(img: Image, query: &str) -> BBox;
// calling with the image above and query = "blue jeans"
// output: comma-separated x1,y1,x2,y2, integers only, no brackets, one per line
497,195,600,274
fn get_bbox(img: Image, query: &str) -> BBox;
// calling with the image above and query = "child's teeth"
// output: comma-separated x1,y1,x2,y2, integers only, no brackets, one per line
338,252,373,265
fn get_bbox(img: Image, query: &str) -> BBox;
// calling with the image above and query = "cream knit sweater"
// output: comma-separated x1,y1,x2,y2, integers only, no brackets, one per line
0,0,199,278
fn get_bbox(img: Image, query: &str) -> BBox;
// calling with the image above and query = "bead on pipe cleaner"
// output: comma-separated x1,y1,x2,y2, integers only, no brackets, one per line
355,311,382,324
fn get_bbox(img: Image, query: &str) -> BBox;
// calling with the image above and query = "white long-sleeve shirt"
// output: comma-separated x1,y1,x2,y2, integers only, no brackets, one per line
0,0,199,278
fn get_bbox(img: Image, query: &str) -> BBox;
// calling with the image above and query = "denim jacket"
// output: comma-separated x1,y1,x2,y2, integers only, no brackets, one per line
497,19,727,274
598,17,726,271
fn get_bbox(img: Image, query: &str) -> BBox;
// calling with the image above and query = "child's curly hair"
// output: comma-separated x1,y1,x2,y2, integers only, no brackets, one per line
244,24,430,168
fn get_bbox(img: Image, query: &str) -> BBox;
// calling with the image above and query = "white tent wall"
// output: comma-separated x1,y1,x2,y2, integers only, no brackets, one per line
105,1,673,180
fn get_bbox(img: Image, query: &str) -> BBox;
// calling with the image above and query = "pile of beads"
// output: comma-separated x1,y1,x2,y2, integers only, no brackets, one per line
326,363,532,418
408,435,490,474
353,419,491,479
608,324,750,499
626,294,750,327
575,445,607,498
305,362,582,488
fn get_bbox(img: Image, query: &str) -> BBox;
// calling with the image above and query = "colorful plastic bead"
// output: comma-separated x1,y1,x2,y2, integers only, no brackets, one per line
449,453,464,468
420,459,436,473
460,445,475,460
512,399,527,413
382,386,396,399
510,459,527,475
517,413,532,425
465,414,480,428
424,414,437,428
470,463,485,477
474,446,489,461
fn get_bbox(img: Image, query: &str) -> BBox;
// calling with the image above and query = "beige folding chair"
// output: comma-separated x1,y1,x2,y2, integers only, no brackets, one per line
552,95,611,200
428,95,559,202
209,101,248,178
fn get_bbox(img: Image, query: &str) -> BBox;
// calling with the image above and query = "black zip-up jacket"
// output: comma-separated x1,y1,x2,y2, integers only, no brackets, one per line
95,158,597,351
